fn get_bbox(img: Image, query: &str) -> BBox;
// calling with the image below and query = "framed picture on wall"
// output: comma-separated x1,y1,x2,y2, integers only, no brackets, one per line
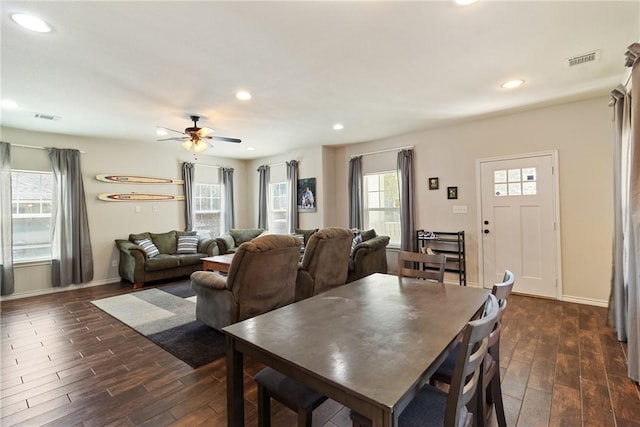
298,177,317,212
447,186,458,199
429,177,439,190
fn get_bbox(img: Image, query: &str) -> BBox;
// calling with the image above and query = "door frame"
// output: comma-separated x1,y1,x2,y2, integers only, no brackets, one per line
474,150,563,299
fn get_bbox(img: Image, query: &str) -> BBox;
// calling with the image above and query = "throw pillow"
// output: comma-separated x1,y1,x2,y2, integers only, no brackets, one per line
177,235,199,254
360,229,377,242
135,238,160,258
351,233,363,257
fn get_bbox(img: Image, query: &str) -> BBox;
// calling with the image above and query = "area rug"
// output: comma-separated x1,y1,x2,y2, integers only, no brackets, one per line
91,281,225,368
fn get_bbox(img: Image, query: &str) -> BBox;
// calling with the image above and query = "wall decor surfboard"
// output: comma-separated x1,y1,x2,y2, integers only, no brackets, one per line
96,174,184,185
98,193,185,202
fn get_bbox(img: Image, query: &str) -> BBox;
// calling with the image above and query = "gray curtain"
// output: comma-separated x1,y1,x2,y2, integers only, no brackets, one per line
182,162,195,231
348,156,363,229
0,142,14,295
608,42,640,383
397,149,415,252
286,160,298,233
257,165,270,229
48,148,93,287
222,167,235,231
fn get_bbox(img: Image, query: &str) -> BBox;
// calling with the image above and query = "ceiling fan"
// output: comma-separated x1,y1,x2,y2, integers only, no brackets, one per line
157,115,241,154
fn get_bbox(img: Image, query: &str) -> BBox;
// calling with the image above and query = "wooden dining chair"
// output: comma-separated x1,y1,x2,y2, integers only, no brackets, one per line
431,269,515,427
350,294,500,427
397,250,446,282
253,367,327,427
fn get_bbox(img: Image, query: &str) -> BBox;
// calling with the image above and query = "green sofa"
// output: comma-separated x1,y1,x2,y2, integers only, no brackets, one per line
115,230,218,288
346,229,390,283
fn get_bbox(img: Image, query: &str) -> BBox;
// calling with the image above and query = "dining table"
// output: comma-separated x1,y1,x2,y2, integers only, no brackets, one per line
222,272,490,427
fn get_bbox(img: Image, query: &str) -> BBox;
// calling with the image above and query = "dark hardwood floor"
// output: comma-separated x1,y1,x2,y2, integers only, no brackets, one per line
1,280,639,426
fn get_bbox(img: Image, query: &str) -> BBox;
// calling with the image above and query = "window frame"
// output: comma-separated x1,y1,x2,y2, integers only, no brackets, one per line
269,181,289,234
193,182,222,238
363,171,401,247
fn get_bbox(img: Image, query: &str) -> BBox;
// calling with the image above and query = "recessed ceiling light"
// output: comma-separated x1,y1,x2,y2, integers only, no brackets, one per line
455,0,478,5
1,99,18,109
236,90,252,101
333,123,344,131
500,79,525,89
156,128,168,136
10,13,52,33
247,147,256,151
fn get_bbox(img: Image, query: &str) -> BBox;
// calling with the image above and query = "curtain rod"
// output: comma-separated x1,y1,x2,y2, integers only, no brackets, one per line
350,145,414,159
11,143,86,154
178,161,230,169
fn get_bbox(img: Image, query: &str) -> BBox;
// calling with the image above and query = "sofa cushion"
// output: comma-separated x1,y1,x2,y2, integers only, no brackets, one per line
229,228,264,246
135,238,160,258
360,229,377,242
219,234,236,252
129,232,151,243
150,230,177,254
176,253,206,266
177,235,199,254
144,254,180,271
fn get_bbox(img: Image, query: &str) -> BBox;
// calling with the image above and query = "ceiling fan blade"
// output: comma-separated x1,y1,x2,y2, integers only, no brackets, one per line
157,136,188,141
212,136,242,143
163,127,187,135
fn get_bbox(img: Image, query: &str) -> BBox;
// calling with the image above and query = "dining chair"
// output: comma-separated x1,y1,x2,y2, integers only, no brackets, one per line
254,367,327,427
397,250,446,282
430,269,515,427
350,293,499,427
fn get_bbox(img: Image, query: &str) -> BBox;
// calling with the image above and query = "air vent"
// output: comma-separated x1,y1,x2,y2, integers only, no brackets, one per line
33,112,61,121
567,50,600,67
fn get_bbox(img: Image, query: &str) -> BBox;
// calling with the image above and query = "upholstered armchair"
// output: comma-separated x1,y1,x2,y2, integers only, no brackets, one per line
295,227,353,301
191,234,301,330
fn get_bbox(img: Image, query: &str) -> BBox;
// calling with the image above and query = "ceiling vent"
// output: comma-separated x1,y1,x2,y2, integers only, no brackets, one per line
33,112,61,121
567,50,600,67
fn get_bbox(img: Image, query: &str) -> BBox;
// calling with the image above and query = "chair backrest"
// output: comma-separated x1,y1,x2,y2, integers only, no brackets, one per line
397,251,446,282
492,269,515,302
299,227,353,295
227,234,302,321
445,294,499,427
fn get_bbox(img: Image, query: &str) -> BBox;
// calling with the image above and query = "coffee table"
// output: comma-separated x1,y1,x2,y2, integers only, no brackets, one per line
201,253,234,274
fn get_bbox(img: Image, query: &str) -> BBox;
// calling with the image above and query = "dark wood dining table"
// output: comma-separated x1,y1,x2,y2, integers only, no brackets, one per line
222,273,490,427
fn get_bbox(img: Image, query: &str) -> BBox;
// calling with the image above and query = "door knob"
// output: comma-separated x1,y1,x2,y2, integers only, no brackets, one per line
484,229,490,234
484,220,489,225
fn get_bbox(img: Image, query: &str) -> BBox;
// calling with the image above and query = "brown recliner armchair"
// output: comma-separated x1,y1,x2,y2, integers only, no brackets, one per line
190,234,301,330
295,227,353,301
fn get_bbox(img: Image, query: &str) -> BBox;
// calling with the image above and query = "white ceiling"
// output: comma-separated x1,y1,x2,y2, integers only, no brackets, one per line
1,1,638,159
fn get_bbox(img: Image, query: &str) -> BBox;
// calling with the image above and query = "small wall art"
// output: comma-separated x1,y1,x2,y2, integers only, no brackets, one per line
428,177,439,190
297,177,317,212
447,186,458,199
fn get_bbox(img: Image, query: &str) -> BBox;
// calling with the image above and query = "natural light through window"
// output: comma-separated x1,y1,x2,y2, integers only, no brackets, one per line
194,183,221,238
269,182,288,234
494,167,537,197
364,172,400,245
12,170,53,262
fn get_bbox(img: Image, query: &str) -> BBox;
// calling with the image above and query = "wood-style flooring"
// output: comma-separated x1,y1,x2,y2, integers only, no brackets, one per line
1,280,639,426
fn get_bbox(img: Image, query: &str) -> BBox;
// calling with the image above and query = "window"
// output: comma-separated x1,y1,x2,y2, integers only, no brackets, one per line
12,170,53,262
194,183,221,237
494,167,537,197
364,172,400,246
269,181,288,234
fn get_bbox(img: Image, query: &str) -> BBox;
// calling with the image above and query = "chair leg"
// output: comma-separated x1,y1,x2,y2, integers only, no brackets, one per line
257,384,271,427
298,408,313,427
490,373,507,427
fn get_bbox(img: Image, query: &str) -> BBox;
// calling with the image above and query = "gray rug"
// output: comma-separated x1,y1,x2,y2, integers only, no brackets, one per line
91,282,225,368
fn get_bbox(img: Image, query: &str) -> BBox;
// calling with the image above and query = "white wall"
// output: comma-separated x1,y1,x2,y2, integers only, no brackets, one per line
333,96,614,304
2,126,248,297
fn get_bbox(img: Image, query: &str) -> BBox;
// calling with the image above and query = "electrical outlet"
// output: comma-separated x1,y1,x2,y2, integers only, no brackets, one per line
135,206,141,213
152,206,158,213
111,260,118,267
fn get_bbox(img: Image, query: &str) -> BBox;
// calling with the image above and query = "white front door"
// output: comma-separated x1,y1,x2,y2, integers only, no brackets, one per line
477,152,560,298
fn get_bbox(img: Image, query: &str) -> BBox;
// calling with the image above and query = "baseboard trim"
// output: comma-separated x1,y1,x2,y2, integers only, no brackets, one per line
561,295,608,308
0,278,121,301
